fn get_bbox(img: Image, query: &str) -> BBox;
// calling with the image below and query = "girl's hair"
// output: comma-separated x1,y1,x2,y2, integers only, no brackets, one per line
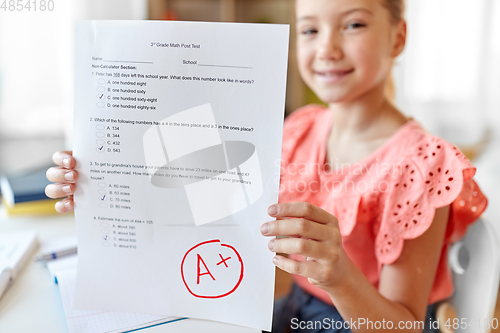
382,0,405,104
383,0,405,24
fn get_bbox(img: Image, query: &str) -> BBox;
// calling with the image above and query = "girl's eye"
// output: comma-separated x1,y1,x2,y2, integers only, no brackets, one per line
345,22,366,30
301,29,318,36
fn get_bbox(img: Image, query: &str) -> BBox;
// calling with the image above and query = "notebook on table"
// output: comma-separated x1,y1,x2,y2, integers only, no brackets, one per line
51,264,182,333
0,231,38,298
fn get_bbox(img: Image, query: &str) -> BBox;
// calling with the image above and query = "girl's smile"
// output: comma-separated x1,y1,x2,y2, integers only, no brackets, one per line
313,68,355,84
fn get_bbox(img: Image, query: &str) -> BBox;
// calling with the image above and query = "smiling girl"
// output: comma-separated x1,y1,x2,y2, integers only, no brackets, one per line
260,0,488,332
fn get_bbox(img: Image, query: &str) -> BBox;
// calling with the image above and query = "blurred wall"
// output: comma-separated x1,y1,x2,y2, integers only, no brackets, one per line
0,0,147,173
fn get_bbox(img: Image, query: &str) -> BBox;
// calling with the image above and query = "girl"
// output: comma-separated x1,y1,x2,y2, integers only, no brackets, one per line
46,0,488,331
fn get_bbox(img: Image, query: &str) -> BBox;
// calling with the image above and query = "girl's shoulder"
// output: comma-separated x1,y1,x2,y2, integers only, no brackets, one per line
281,104,329,159
386,119,475,180
369,118,472,171
375,119,487,265
283,104,328,129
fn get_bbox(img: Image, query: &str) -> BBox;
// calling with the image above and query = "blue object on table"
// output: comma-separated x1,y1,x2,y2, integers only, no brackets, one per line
0,168,51,205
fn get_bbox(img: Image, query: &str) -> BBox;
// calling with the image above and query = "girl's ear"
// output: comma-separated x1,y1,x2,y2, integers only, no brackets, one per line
392,19,407,58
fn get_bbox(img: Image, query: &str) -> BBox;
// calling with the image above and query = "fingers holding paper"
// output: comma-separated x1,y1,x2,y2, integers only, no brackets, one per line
45,183,75,214
46,166,78,184
51,150,77,169
45,151,78,213
45,182,75,197
53,197,75,214
261,202,350,292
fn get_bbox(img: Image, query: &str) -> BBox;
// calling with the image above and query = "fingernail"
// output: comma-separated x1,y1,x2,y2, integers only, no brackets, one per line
64,172,74,181
62,185,72,193
260,223,269,235
268,205,278,216
272,256,279,266
268,239,275,251
62,157,70,168
64,201,72,209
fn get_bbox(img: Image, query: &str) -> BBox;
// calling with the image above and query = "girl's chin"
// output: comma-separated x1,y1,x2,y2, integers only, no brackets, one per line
314,90,353,104
312,82,378,105
308,81,356,104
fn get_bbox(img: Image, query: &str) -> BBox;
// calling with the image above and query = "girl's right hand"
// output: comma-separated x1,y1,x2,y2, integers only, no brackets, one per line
45,151,78,214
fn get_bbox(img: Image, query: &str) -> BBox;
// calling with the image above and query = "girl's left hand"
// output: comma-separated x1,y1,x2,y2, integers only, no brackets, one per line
261,202,350,292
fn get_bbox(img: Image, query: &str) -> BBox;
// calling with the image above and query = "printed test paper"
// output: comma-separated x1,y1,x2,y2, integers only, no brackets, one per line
72,21,289,331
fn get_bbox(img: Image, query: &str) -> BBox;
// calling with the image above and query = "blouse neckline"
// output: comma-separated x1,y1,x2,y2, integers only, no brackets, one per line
319,110,417,175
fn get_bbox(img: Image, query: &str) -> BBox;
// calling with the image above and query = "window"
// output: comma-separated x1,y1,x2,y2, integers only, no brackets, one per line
0,0,146,138
394,0,500,144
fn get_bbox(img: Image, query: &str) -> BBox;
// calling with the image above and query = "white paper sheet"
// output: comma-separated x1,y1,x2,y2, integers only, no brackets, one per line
38,235,77,255
57,269,180,333
73,20,289,331
46,254,78,283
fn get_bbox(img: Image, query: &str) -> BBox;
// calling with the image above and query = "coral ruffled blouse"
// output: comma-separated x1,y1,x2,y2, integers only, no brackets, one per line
279,105,488,305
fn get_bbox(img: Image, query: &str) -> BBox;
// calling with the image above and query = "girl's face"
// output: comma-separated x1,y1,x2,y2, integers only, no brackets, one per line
296,0,405,104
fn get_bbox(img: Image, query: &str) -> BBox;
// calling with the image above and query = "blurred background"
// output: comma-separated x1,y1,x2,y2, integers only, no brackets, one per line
0,0,498,217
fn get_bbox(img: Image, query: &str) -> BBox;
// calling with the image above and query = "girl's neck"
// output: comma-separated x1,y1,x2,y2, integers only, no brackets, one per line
324,82,408,167
328,83,391,136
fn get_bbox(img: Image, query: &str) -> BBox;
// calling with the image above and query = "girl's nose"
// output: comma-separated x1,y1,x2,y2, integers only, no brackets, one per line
317,33,343,61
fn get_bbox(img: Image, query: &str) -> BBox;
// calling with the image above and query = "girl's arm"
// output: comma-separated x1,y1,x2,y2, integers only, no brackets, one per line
262,202,449,333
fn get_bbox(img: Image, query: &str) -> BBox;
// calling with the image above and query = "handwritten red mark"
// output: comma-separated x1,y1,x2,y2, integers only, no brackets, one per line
181,239,244,299
197,254,215,284
216,253,231,268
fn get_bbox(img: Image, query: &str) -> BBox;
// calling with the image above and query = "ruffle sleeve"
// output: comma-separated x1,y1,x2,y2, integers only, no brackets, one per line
279,105,328,203
375,135,487,265
280,104,327,166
